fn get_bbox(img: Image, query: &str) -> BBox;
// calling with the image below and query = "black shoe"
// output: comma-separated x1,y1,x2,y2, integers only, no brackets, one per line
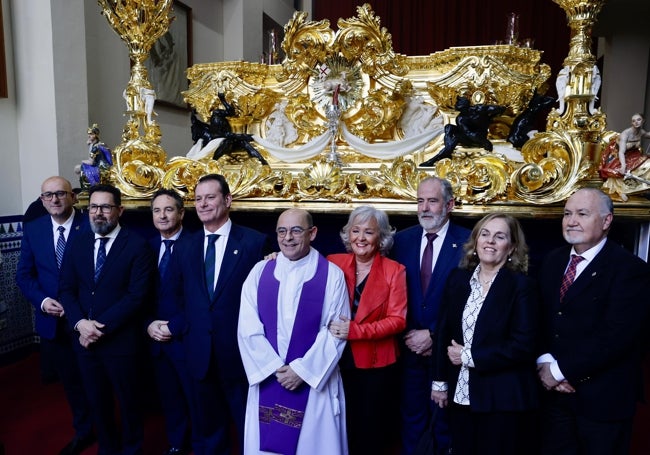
162,448,187,455
59,434,96,455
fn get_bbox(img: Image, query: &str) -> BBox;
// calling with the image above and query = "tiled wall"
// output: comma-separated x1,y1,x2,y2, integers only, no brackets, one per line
0,216,38,358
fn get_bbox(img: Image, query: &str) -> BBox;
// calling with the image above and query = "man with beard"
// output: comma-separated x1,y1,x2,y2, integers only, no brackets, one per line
391,177,470,455
16,176,94,455
60,184,155,455
165,174,268,454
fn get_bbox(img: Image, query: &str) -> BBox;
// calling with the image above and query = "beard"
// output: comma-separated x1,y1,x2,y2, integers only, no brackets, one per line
90,217,117,236
418,209,448,232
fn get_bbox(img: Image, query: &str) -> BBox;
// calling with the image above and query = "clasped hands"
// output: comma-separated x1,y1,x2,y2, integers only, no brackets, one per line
76,319,105,348
404,329,432,356
147,320,172,342
537,362,575,393
276,365,304,391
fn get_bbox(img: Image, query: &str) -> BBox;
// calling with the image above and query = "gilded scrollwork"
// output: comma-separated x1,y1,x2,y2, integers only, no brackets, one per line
99,0,647,213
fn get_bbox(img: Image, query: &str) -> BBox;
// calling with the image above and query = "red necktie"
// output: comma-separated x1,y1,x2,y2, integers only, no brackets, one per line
420,233,438,294
559,254,584,302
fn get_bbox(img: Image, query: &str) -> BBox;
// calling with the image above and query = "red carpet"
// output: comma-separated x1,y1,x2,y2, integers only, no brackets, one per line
1,352,649,454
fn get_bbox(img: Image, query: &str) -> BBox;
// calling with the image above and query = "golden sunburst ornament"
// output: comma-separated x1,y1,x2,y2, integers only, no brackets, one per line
310,55,363,111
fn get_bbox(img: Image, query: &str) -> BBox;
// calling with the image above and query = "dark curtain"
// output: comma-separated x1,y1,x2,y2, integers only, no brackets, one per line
313,0,570,78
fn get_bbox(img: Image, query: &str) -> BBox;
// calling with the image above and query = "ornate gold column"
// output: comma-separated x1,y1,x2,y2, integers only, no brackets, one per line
97,0,174,197
511,0,606,203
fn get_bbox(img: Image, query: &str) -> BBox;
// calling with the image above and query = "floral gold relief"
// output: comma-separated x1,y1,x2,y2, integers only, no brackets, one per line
98,1,649,215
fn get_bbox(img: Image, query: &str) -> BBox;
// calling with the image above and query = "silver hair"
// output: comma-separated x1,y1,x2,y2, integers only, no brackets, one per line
339,206,396,256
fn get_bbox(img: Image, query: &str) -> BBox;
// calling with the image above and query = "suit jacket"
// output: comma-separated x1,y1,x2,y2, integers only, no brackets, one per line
538,240,650,420
392,222,470,332
16,211,87,340
434,267,539,412
148,228,191,357
165,223,268,381
327,252,407,368
59,226,156,355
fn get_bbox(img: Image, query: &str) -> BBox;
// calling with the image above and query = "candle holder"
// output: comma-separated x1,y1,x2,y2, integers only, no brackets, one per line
505,13,520,45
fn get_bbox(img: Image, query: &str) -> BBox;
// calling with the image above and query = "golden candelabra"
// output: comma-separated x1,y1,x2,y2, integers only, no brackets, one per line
97,0,174,197
97,0,650,216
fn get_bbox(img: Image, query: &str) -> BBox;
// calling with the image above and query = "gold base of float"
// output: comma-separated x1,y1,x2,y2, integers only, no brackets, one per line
98,1,650,219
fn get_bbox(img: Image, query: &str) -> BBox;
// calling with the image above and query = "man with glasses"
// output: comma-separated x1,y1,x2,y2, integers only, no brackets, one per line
164,174,268,454
16,176,94,455
237,208,350,455
60,184,155,455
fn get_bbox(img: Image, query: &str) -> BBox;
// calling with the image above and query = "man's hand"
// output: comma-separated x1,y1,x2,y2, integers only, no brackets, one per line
404,329,433,356
537,362,560,390
431,390,448,408
447,339,463,366
554,380,575,394
76,319,105,349
276,365,304,391
43,298,65,317
147,320,172,342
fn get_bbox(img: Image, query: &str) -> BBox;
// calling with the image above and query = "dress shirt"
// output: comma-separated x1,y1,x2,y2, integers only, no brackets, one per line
203,219,231,291
158,228,182,264
536,237,607,381
419,219,450,274
94,224,121,266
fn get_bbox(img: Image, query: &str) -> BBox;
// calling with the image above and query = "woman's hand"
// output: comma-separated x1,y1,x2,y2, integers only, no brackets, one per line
264,251,279,261
447,339,463,366
431,390,448,408
328,315,350,340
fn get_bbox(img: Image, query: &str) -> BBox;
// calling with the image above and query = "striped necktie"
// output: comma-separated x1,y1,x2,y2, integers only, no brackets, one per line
55,226,66,269
95,237,109,282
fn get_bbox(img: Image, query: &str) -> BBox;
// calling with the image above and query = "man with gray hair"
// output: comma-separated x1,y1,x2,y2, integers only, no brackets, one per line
537,188,650,455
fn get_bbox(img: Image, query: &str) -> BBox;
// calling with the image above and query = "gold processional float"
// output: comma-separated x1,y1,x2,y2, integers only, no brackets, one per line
96,0,650,218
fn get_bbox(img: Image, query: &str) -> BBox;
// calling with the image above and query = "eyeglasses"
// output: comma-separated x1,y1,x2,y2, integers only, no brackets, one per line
40,191,71,200
276,226,313,238
88,204,117,214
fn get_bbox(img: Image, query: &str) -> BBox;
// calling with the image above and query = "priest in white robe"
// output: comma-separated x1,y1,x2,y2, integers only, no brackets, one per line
238,208,350,455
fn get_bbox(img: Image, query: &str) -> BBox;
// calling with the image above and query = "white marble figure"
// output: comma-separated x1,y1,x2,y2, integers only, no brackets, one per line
399,96,442,138
556,66,570,115
139,87,157,124
265,100,298,147
589,65,601,115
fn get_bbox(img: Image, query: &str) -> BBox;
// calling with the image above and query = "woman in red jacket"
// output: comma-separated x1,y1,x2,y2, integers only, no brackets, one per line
328,205,407,455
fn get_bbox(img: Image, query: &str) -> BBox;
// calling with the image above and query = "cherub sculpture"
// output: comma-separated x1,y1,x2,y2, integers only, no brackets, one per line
507,91,555,148
190,93,268,165
421,97,505,166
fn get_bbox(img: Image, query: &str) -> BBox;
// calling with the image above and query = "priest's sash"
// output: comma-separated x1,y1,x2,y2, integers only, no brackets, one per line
257,255,329,455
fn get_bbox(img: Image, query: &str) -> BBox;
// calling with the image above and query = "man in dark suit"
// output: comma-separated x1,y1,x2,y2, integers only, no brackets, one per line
146,188,197,455
16,176,94,455
60,184,155,455
166,174,268,455
537,188,650,455
391,176,470,455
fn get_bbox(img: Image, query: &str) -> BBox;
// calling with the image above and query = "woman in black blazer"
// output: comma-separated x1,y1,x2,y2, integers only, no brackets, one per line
431,213,539,455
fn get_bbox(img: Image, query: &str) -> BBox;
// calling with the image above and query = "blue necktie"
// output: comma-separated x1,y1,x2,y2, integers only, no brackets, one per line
205,234,219,300
95,237,109,282
158,239,175,278
55,226,66,269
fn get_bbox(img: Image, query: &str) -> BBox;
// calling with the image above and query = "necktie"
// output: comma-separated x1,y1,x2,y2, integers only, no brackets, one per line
420,233,438,293
205,234,219,300
95,237,109,283
158,239,175,278
559,254,584,302
55,226,66,269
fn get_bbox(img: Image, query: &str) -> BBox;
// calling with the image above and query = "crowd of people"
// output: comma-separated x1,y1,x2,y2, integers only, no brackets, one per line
16,173,650,455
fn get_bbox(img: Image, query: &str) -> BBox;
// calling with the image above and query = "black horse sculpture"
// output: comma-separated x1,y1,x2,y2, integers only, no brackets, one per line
507,92,555,148
421,96,505,167
190,93,268,165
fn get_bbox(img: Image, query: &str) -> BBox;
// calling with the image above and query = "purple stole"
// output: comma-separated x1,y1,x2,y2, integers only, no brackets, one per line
257,255,329,455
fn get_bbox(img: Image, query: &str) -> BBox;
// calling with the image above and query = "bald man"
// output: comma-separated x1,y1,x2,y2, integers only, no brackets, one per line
16,176,94,455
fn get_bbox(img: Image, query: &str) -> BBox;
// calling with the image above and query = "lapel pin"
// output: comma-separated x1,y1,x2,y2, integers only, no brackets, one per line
452,244,457,248
591,272,597,277
234,249,239,255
